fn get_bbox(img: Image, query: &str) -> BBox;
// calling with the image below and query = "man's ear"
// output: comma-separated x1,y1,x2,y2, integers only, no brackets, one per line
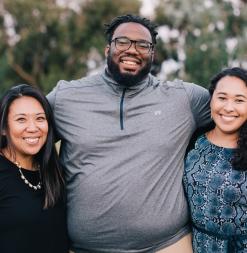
105,45,110,58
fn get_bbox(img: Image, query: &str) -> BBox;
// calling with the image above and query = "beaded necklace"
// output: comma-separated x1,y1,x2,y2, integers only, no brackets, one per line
14,161,42,190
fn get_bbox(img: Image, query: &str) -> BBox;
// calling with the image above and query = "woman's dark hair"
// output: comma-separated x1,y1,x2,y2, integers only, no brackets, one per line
0,84,64,208
209,67,247,171
104,14,158,44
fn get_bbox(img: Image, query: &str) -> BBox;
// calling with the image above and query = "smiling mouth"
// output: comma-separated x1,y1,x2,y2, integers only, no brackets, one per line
120,59,141,73
23,137,40,144
220,115,237,121
120,56,141,66
121,60,138,66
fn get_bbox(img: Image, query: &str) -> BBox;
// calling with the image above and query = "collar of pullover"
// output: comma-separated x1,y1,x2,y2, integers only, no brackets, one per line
101,68,153,97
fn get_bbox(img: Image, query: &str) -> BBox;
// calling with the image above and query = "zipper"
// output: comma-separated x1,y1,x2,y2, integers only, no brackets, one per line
120,88,126,130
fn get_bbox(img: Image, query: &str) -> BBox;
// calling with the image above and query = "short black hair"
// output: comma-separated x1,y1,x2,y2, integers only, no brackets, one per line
105,14,158,44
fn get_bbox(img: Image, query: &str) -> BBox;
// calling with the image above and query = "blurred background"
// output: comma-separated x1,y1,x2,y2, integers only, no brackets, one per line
0,0,247,94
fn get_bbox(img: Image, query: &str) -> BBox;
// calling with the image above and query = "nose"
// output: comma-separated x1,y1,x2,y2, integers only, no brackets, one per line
223,101,234,112
26,119,38,132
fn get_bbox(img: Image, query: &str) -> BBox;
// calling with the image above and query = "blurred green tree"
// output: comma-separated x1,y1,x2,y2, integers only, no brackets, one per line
153,0,247,87
0,0,140,94
0,0,247,94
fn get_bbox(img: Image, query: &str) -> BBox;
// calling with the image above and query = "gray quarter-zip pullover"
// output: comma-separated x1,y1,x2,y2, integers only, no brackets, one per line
47,69,211,253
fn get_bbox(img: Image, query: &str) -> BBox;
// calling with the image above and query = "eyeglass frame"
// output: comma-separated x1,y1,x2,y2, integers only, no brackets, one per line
110,36,154,54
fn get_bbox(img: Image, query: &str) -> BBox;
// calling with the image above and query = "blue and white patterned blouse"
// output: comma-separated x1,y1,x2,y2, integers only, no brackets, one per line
183,134,247,253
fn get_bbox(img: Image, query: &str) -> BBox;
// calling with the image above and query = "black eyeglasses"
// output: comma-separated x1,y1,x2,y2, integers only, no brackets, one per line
110,37,153,54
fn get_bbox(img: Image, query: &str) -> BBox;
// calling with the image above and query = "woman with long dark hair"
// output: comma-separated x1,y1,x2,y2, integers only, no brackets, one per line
184,67,247,252
0,84,68,253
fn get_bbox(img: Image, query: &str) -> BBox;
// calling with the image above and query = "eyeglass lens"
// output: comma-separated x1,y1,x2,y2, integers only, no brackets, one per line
114,37,152,53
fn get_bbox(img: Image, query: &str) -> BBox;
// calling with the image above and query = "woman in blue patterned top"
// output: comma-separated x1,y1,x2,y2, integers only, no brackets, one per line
184,67,247,253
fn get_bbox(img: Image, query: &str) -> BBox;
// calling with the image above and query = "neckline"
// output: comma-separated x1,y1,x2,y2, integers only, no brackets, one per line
0,154,39,174
102,68,154,97
202,134,235,151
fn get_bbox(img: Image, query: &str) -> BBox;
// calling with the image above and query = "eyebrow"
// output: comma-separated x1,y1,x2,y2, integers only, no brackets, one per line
216,92,247,99
13,112,46,117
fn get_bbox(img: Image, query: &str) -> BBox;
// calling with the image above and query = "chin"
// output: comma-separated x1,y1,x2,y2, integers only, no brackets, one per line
107,54,151,87
24,148,42,156
120,68,140,75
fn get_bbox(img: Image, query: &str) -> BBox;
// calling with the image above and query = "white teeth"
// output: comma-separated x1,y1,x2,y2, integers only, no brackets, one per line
221,115,236,121
24,138,39,144
122,61,137,66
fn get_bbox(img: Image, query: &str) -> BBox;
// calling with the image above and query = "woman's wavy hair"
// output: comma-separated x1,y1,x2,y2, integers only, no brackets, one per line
0,84,64,208
209,67,247,171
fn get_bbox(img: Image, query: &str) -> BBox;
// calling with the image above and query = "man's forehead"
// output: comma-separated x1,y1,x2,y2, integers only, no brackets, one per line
113,22,152,41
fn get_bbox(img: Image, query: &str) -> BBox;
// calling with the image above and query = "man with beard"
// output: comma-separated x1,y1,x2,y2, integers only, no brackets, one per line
47,14,211,253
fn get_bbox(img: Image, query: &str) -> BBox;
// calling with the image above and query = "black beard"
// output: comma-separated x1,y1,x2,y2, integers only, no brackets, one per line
107,55,152,87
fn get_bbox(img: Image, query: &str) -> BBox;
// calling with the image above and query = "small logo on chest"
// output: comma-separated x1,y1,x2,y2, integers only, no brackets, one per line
154,110,162,116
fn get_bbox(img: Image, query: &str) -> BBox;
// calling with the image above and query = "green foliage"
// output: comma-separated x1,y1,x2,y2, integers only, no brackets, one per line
153,0,247,87
0,0,247,95
0,0,141,94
